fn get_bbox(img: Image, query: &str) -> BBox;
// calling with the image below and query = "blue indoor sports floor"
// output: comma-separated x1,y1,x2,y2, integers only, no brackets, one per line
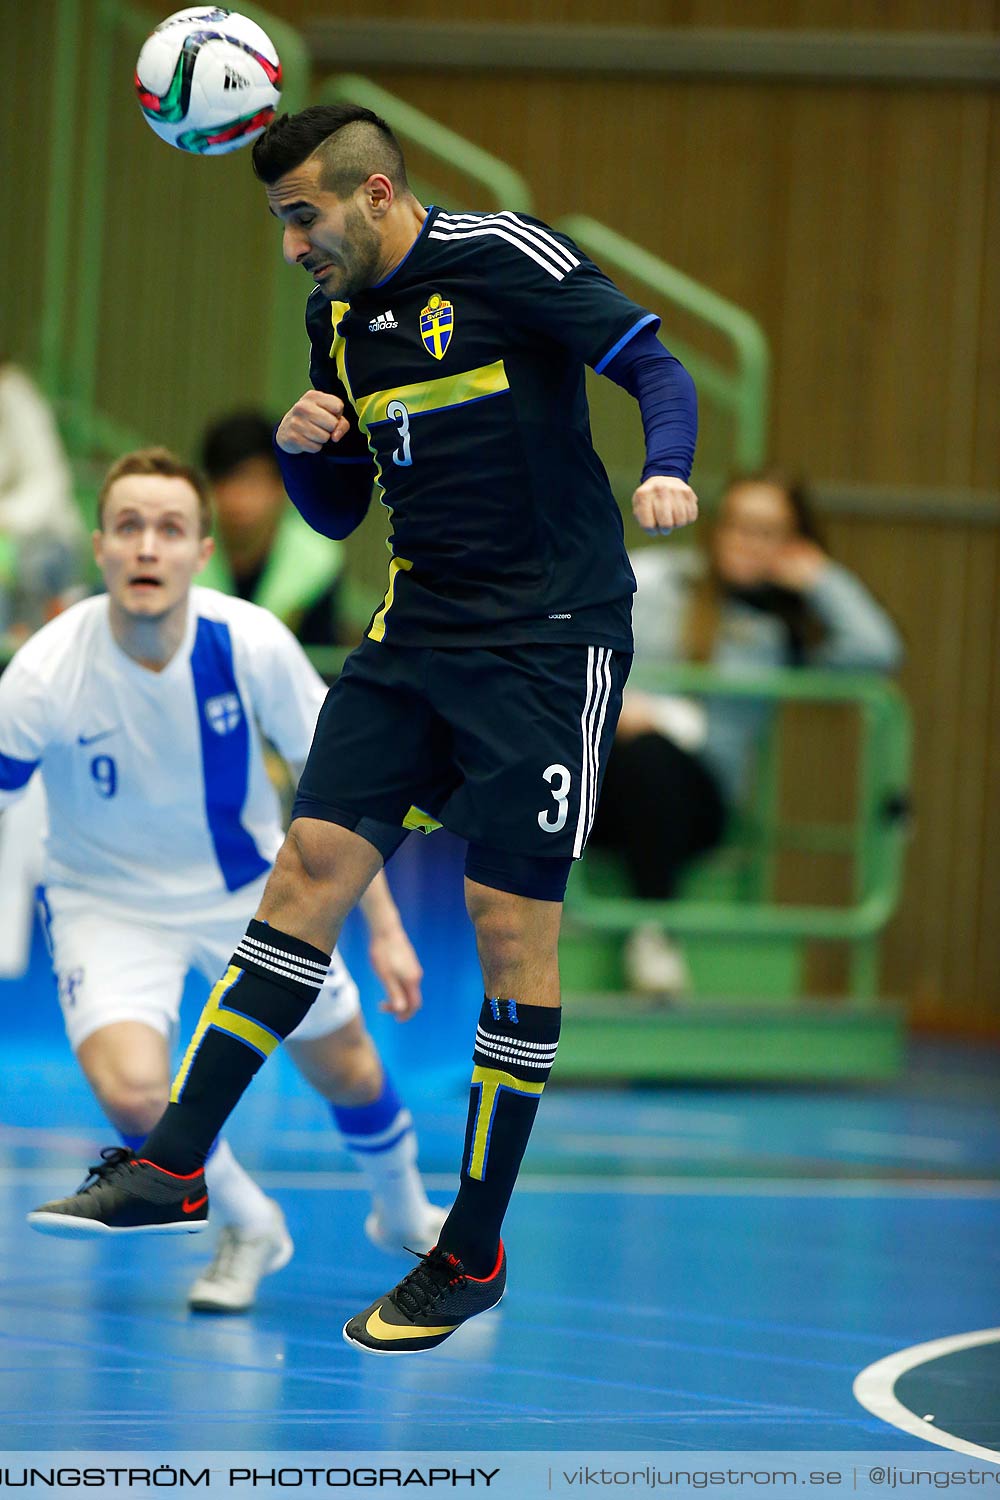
1,858,998,1458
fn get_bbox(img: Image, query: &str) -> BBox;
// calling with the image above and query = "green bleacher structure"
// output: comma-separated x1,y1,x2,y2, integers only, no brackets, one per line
559,664,910,1080
19,5,912,1079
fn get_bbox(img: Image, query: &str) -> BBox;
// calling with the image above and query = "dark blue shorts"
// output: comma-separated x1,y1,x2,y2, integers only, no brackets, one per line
292,638,630,860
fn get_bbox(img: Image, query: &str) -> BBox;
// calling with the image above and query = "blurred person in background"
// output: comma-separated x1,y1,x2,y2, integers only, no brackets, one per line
0,359,85,638
590,473,904,995
199,410,350,647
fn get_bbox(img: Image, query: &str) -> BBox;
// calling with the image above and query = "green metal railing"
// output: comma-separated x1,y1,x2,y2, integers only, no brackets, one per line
565,665,911,1001
321,75,534,213
558,216,771,475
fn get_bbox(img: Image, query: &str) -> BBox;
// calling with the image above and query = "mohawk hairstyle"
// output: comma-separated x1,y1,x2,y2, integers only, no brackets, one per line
251,103,408,198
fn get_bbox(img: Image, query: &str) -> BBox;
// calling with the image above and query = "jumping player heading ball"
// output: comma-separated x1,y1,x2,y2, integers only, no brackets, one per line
32,103,699,1354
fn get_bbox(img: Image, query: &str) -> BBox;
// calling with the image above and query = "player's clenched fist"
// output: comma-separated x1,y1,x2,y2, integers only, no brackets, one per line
632,476,699,536
276,390,351,454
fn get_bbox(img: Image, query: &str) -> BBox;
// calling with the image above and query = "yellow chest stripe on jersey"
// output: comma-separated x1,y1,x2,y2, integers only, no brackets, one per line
354,359,509,435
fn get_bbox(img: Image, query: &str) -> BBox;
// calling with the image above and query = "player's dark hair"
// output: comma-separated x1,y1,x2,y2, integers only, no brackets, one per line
200,410,279,482
98,448,213,537
251,103,408,196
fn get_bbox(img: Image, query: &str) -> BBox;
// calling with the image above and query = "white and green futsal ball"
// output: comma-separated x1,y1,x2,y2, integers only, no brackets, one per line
135,7,281,156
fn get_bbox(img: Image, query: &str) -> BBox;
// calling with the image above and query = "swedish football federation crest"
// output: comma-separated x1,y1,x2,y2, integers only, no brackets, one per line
419,294,454,360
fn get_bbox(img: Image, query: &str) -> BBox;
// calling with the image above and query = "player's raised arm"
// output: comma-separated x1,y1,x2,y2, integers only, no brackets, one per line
599,325,699,536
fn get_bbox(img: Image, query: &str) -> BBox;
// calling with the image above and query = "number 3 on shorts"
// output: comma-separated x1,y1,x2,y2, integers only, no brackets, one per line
537,763,571,834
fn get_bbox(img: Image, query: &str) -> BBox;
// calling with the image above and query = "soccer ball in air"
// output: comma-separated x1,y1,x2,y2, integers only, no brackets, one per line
135,7,281,155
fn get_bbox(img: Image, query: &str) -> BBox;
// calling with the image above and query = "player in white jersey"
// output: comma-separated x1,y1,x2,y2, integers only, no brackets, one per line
0,447,445,1311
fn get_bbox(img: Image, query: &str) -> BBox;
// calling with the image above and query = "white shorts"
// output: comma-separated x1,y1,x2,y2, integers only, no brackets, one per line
40,878,360,1053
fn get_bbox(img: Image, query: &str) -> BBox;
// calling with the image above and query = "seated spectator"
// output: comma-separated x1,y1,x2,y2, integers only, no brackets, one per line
199,410,349,646
590,472,904,995
0,359,85,638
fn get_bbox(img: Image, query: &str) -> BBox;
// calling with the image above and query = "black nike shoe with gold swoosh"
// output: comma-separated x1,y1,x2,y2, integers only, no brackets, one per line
343,1242,506,1354
27,1148,209,1237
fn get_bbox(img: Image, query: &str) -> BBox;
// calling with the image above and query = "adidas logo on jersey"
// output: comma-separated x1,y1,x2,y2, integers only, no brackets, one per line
369,310,398,332
223,66,250,90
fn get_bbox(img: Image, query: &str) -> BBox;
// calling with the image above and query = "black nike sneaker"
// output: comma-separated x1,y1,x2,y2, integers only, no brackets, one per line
343,1241,506,1355
27,1148,209,1237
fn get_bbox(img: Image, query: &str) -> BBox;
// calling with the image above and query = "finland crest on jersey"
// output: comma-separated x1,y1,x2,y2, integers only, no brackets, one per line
205,692,242,735
419,294,453,359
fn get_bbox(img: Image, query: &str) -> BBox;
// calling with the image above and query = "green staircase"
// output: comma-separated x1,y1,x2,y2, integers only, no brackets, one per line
558,664,911,1080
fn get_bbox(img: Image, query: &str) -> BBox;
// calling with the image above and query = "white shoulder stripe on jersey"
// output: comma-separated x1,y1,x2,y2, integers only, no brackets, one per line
435,210,579,273
429,222,570,281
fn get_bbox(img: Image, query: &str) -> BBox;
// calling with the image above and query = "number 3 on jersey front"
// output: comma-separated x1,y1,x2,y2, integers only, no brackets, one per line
537,763,571,834
387,400,412,468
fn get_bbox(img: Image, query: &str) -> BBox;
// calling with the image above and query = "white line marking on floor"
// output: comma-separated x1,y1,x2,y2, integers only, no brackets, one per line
853,1327,1000,1463
830,1128,965,1163
3,1168,1000,1198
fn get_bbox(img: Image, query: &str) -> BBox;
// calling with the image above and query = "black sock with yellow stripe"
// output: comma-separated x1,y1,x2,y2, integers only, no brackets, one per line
141,920,330,1174
438,997,561,1277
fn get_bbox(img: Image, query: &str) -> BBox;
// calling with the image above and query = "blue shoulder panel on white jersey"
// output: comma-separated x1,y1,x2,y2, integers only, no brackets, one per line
0,748,39,791
190,616,270,893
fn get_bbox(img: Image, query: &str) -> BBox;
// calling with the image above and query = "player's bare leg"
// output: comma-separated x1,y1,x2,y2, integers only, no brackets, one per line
76,1021,171,1142
259,818,384,951
465,881,562,1009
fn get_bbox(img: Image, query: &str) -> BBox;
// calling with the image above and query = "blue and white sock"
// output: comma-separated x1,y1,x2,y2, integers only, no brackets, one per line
331,1071,433,1236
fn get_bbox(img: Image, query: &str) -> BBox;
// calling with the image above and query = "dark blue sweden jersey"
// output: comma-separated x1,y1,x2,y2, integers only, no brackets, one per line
305,208,659,651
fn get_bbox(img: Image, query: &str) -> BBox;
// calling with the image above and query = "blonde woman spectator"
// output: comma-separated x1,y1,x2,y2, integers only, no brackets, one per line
589,473,904,994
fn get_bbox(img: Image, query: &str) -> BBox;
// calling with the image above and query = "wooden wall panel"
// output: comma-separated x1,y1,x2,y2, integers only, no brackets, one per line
824,517,1000,1030
269,1,999,30
974,100,1000,488
1,11,57,365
